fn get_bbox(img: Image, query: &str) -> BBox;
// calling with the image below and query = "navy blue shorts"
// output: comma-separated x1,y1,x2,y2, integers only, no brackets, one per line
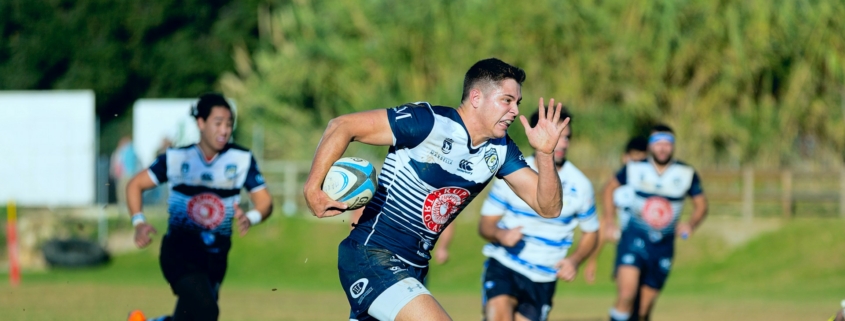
482,258,556,321
613,229,674,290
338,238,430,321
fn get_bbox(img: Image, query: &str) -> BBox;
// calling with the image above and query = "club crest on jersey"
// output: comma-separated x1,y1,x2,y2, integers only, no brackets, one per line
225,164,237,179
441,138,453,154
483,148,499,173
422,187,470,232
187,193,226,229
641,196,673,230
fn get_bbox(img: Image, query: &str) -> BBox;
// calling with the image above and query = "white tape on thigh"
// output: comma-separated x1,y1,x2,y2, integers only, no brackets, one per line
368,277,431,321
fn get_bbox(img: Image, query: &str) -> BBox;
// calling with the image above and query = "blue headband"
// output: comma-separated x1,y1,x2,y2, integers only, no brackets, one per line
649,132,675,144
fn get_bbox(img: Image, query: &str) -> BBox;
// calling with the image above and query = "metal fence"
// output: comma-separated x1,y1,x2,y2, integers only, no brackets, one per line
259,159,845,219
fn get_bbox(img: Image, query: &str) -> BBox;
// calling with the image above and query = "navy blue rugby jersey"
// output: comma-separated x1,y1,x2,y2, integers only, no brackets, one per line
615,159,703,240
147,143,265,238
348,102,529,267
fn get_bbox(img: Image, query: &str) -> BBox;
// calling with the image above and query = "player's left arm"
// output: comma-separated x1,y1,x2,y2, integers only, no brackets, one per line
678,171,708,238
507,98,569,218
236,156,275,236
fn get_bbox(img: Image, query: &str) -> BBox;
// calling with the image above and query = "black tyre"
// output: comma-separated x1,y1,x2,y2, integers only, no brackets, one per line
42,238,110,268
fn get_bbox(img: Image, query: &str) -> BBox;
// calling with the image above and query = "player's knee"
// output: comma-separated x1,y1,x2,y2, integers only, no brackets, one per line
485,296,517,321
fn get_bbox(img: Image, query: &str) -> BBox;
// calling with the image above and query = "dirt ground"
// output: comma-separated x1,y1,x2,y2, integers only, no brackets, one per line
0,283,833,320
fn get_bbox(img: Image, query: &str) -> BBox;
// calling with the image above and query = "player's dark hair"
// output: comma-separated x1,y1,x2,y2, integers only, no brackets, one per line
529,106,572,131
651,123,674,134
625,136,648,153
191,92,232,120
461,58,526,102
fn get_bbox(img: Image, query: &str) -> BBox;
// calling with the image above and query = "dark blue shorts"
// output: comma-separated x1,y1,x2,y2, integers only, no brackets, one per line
338,238,430,321
613,229,674,290
482,258,556,321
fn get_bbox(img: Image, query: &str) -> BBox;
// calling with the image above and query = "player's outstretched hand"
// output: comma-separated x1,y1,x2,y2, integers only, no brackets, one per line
234,203,250,237
555,258,578,282
519,97,570,155
495,226,524,247
434,247,449,265
134,223,157,248
304,187,349,218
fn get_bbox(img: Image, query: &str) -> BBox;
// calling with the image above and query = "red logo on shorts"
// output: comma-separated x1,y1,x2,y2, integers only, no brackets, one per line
641,196,673,230
187,193,226,229
422,187,470,232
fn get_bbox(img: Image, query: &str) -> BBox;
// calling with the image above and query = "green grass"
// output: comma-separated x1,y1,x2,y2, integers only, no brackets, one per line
12,215,845,299
2,215,844,320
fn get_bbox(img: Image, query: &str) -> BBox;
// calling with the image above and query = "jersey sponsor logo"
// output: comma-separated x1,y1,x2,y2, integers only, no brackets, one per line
201,172,213,181
350,278,369,299
641,196,673,230
484,148,499,173
422,187,470,232
225,164,237,179
181,163,190,173
394,106,412,120
187,193,226,229
458,159,473,173
428,149,453,165
441,138,453,154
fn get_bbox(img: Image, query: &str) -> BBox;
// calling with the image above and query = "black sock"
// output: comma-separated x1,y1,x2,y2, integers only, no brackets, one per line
170,274,220,321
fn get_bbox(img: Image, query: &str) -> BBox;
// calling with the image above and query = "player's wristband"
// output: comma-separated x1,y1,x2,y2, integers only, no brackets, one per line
131,213,147,227
246,209,263,226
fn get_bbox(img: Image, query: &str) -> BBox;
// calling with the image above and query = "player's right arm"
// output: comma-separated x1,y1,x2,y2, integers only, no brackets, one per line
304,104,433,218
126,154,166,248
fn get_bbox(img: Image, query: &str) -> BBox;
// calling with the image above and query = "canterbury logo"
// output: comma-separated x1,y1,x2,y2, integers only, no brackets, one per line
459,159,473,172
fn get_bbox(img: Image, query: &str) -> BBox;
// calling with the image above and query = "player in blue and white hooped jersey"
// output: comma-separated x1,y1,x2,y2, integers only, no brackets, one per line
584,136,648,284
125,93,273,321
602,125,708,321
303,58,571,321
475,108,599,321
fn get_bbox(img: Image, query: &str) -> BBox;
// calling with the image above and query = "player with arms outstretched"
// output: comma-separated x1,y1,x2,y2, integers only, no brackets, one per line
126,93,273,321
303,58,570,321
604,125,707,321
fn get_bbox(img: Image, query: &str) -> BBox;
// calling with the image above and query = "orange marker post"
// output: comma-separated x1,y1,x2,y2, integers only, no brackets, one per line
7,200,20,286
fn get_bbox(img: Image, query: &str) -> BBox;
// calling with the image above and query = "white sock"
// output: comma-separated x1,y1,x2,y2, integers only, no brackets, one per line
609,308,631,321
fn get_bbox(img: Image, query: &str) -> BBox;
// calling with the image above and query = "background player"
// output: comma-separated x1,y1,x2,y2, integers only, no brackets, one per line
303,58,570,321
603,125,708,321
125,93,273,321
475,107,598,321
584,136,648,284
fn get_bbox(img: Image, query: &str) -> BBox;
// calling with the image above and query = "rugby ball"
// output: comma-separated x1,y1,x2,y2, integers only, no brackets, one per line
322,157,378,210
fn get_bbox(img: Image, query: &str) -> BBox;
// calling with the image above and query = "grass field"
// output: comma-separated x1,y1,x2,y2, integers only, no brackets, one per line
1,213,843,320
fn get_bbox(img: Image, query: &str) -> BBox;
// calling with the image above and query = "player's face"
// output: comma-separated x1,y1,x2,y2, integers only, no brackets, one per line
649,139,674,165
481,79,521,138
553,126,570,166
197,106,233,152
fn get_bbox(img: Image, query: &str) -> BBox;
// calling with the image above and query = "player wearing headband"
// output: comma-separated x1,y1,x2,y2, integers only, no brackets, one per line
602,125,708,321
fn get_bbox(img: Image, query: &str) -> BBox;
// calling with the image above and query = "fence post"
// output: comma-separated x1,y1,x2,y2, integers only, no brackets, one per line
782,169,793,219
742,167,754,221
283,161,298,216
840,167,845,218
